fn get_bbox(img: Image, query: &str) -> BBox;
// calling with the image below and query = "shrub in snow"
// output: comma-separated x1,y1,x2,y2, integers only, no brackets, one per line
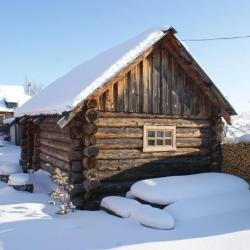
49,168,76,214
130,173,249,205
133,205,175,230
101,196,141,218
8,173,33,193
0,163,22,182
164,190,250,221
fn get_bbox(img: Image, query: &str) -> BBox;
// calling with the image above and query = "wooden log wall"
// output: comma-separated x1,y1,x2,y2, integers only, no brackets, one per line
90,112,216,203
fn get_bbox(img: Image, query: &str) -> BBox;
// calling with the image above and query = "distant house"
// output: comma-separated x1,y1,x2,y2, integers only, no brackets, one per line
0,85,31,144
15,27,236,209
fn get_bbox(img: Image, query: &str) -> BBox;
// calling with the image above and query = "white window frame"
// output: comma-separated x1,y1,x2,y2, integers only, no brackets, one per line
143,125,176,152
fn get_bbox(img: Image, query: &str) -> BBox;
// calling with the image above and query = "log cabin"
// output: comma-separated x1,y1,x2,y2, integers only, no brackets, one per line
14,26,236,209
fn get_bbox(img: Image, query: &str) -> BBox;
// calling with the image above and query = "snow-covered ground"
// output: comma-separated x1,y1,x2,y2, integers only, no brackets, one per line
0,141,250,250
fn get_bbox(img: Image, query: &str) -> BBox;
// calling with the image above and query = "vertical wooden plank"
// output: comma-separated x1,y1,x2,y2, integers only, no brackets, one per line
129,68,137,112
117,78,124,112
171,55,178,115
142,58,149,113
104,85,113,112
176,64,184,115
113,82,118,111
123,73,129,112
98,93,105,111
135,63,141,113
152,48,161,114
138,61,144,113
161,47,169,115
183,74,191,115
167,50,172,115
148,55,153,113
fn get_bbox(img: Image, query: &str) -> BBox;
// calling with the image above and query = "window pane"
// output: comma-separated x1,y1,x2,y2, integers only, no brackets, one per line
165,139,172,145
148,131,155,137
156,131,164,137
156,139,164,145
165,131,172,137
148,140,155,146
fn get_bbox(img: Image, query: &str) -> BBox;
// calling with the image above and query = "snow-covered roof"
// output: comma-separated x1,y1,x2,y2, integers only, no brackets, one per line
0,85,31,113
15,27,172,117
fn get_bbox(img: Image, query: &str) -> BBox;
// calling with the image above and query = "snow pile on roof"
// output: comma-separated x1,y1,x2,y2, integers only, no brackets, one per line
15,27,171,117
0,85,31,112
130,173,249,205
164,189,250,220
8,173,32,186
224,112,250,143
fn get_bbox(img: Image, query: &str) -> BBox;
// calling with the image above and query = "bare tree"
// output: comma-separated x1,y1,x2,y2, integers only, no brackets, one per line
23,76,44,96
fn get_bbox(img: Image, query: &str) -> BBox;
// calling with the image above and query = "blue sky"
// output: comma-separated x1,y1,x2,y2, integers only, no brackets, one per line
1,0,250,112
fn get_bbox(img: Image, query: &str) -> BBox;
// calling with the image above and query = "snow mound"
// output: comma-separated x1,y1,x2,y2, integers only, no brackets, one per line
164,190,250,220
133,205,175,230
238,134,250,143
130,173,249,205
8,173,32,186
31,169,56,194
101,196,141,218
0,162,22,175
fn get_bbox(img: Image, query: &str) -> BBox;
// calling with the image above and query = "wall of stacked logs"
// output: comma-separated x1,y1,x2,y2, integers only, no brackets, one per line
90,111,219,205
222,143,250,183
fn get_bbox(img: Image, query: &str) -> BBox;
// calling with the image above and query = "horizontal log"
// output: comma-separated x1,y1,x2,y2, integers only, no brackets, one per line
97,180,135,194
97,158,212,181
96,138,142,149
85,99,98,109
40,152,70,172
68,150,83,161
96,117,212,128
40,123,69,134
40,131,70,143
82,134,96,146
82,157,97,169
84,109,99,123
96,137,212,149
70,139,82,150
82,122,98,135
40,145,69,163
83,146,99,157
70,127,83,139
40,138,70,152
96,127,213,139
83,169,98,179
97,148,210,160
97,156,212,173
70,161,83,173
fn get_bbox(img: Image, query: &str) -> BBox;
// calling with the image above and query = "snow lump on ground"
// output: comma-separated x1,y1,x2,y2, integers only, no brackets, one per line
130,173,249,205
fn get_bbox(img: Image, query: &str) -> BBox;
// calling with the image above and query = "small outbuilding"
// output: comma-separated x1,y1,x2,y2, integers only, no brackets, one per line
15,27,236,209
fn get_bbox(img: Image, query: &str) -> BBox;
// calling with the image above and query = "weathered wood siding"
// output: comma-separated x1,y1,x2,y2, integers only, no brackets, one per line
97,43,213,117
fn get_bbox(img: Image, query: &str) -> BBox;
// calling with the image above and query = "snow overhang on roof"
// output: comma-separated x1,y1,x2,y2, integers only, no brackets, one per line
14,26,236,119
14,26,176,117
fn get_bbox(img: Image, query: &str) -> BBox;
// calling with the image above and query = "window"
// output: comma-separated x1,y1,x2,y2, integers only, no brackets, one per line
143,125,176,152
